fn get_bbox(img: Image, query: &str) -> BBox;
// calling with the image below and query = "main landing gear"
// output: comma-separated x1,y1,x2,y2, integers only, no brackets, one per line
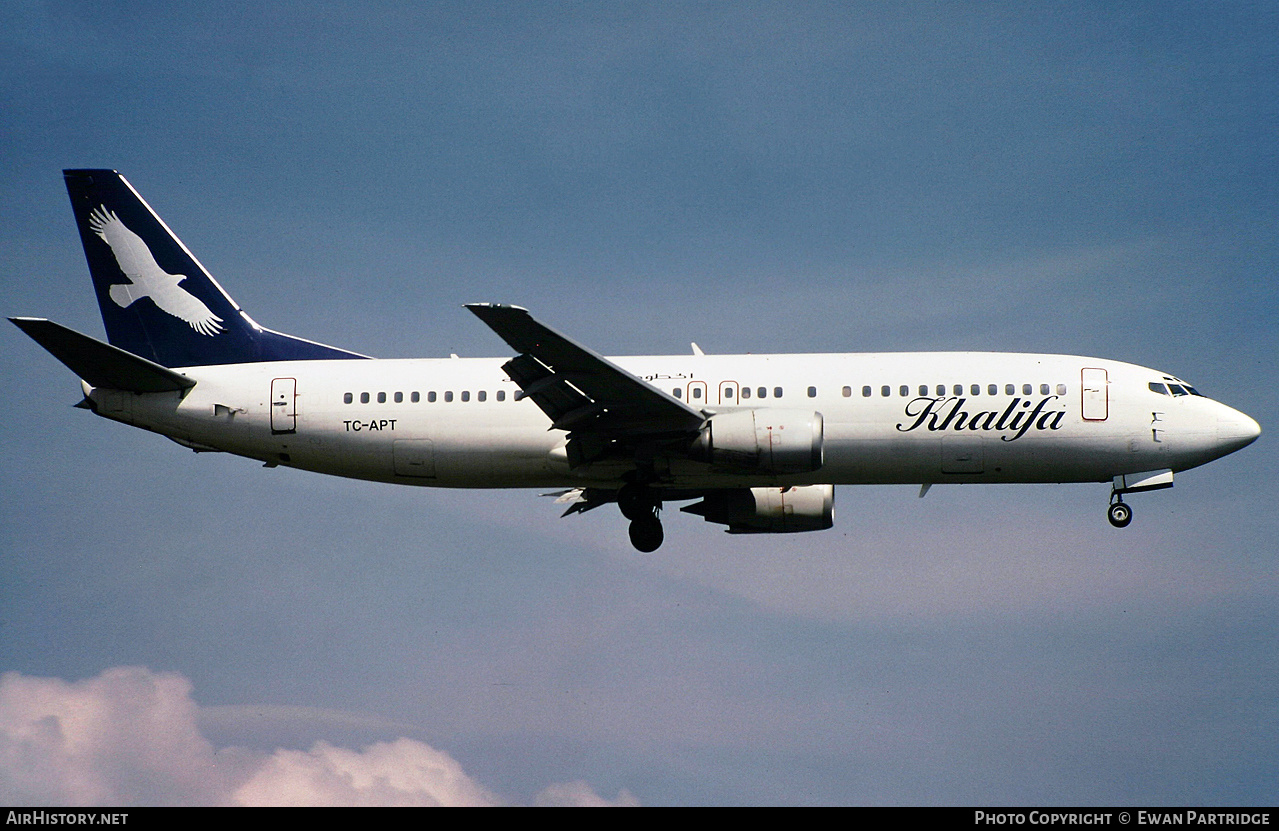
618,482,664,552
1107,493,1133,528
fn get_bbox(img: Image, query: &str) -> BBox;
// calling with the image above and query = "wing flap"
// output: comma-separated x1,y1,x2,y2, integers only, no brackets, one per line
501,351,594,426
467,304,705,438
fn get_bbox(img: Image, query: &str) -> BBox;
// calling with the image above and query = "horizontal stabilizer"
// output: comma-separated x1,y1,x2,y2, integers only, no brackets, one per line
10,317,196,392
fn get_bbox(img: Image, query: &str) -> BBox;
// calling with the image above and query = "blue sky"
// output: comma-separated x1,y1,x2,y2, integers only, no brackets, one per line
1,1,1276,805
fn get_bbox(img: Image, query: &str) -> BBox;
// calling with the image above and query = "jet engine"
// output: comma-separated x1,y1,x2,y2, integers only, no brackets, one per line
690,409,824,474
681,484,835,534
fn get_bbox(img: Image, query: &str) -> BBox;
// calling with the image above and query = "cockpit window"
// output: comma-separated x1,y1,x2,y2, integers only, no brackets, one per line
1153,378,1205,397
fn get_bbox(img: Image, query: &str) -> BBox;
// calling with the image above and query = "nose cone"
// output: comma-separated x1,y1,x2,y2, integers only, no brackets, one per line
1217,407,1261,455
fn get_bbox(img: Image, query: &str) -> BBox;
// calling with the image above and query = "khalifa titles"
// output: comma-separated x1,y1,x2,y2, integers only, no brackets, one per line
896,392,1067,442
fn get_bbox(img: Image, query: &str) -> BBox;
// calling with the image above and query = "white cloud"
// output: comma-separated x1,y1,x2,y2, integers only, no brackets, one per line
0,667,630,807
0,666,234,806
234,738,499,807
534,780,640,807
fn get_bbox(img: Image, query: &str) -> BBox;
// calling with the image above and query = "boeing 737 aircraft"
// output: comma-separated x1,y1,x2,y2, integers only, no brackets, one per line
12,170,1261,551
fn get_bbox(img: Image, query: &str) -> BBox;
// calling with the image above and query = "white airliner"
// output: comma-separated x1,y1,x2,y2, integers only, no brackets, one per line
13,170,1261,551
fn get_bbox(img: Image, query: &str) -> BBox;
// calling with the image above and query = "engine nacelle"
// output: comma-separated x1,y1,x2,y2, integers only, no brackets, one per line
690,409,824,474
681,485,835,534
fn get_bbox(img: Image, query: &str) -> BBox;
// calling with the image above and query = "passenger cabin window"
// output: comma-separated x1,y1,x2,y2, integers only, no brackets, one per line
758,387,768,399
360,392,370,404
842,386,852,398
497,390,506,401
741,388,750,399
808,386,817,398
863,386,872,397
344,392,353,404
411,392,420,403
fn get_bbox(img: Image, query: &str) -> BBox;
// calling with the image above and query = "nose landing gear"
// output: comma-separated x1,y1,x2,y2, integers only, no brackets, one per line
1107,496,1133,528
1106,470,1174,528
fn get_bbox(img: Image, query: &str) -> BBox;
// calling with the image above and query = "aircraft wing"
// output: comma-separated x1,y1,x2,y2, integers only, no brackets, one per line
465,304,706,439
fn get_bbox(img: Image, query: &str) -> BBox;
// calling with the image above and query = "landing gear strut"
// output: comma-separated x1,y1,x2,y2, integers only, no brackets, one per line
1107,494,1133,528
618,482,664,552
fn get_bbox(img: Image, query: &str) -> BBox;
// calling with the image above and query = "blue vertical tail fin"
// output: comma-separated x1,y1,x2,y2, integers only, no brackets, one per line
64,169,367,367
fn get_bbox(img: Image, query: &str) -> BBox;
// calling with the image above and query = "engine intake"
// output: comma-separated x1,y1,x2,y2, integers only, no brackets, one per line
690,409,824,474
681,485,835,534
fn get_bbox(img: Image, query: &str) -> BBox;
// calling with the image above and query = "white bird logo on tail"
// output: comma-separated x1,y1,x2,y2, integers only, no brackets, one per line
89,206,224,336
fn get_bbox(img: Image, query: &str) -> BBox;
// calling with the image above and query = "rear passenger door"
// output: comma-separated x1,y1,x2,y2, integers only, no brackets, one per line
270,377,297,433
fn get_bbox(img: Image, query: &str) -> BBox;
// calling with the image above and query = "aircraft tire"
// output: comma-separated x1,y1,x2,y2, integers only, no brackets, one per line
1107,502,1133,528
618,483,657,521
629,516,664,552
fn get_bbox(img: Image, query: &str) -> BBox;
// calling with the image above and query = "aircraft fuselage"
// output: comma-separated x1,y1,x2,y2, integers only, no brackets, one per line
90,350,1258,492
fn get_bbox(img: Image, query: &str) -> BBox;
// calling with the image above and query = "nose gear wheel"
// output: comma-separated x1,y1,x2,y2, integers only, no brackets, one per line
1107,494,1132,528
